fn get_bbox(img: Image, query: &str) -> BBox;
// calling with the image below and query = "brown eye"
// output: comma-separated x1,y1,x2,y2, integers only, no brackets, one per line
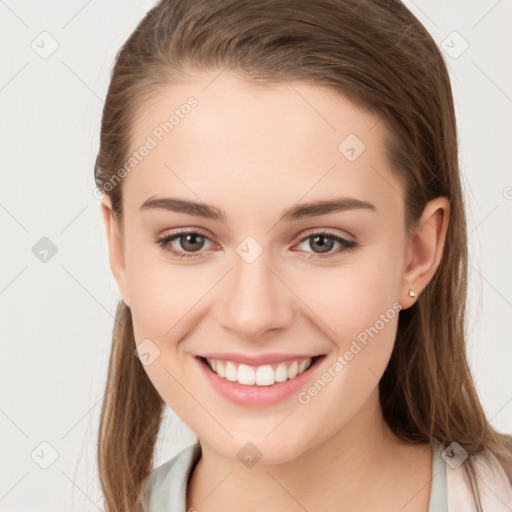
309,234,335,254
178,233,206,252
295,231,357,259
156,230,216,259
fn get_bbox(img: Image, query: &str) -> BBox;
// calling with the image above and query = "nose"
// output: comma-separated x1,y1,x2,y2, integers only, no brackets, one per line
215,247,294,340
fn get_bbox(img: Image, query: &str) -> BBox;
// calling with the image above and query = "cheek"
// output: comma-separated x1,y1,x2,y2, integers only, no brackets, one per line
126,240,208,340
290,262,401,438
284,247,402,404
288,249,402,347
126,262,207,414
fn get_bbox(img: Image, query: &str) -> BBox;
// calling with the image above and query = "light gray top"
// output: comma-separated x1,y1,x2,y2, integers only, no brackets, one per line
430,441,448,511
141,440,447,511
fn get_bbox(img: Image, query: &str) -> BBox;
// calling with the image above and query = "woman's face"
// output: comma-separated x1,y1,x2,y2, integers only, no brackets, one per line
103,71,416,463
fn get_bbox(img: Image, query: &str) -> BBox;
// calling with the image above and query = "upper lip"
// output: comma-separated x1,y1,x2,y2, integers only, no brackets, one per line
198,353,324,366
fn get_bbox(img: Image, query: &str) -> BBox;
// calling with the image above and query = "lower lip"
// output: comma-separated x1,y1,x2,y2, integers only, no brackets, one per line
195,355,326,406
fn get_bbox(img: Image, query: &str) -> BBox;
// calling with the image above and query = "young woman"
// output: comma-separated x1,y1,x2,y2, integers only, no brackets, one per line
95,1,512,511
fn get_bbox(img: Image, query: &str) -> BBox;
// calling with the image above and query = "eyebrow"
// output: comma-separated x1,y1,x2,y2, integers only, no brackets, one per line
139,195,376,222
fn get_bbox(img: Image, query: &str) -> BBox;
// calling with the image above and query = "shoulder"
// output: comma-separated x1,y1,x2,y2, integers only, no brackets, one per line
140,442,202,512
446,448,512,511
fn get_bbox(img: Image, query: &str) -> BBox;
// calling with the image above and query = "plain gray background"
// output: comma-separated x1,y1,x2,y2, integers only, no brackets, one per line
1,1,511,510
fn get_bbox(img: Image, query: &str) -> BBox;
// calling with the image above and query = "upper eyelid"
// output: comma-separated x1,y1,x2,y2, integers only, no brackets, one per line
297,229,354,242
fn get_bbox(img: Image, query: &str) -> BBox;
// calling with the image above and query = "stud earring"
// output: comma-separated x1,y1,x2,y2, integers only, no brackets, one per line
408,290,416,298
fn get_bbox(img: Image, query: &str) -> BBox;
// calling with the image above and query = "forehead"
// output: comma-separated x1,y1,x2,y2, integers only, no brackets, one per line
122,71,401,220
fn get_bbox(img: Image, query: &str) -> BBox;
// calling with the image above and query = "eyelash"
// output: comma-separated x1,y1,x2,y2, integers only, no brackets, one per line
155,229,357,261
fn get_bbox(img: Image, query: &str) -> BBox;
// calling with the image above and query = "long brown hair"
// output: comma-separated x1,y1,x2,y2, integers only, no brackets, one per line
95,1,512,510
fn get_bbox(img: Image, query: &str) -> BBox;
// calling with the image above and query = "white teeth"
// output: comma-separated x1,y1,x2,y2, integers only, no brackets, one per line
225,362,237,382
298,359,309,373
205,357,314,386
255,365,275,386
216,361,225,378
238,364,256,385
287,361,298,379
275,363,288,383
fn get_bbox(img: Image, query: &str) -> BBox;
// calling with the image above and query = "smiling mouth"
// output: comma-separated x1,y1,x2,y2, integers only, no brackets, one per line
197,355,325,387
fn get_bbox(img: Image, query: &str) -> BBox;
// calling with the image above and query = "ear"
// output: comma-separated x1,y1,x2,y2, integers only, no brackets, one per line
400,197,450,309
100,195,130,306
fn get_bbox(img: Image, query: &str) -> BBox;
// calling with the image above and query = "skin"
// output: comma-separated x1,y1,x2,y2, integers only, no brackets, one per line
101,71,450,511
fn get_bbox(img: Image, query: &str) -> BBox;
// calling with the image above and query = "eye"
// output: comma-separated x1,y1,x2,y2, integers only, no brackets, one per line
155,230,217,259
155,229,357,261
293,231,357,259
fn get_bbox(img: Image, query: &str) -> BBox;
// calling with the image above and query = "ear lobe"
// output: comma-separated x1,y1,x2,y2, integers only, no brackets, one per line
100,196,130,306
401,197,450,308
